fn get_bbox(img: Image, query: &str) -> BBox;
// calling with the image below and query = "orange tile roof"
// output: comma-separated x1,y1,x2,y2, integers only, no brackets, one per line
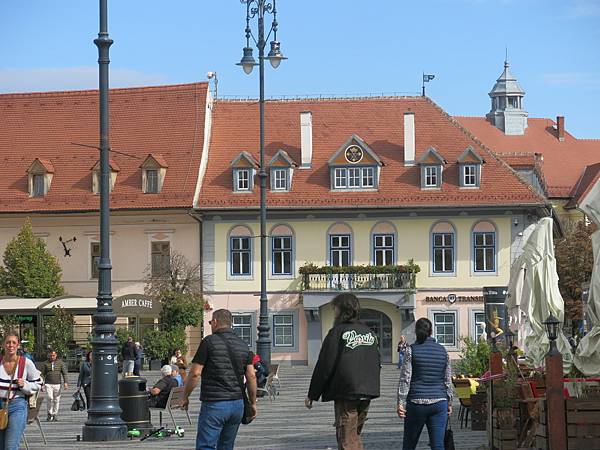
0,82,208,213
455,117,600,198
199,96,544,210
565,163,600,209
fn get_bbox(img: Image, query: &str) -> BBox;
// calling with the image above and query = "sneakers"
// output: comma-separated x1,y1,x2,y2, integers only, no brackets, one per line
46,414,57,422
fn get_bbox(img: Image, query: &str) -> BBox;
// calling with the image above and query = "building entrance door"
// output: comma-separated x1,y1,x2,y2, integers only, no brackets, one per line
359,308,393,363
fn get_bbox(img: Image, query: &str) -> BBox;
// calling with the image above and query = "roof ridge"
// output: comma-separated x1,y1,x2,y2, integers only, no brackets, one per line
216,94,424,103
423,96,548,203
0,82,208,99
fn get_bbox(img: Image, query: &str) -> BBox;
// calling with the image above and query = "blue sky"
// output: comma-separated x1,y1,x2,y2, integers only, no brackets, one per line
1,0,599,137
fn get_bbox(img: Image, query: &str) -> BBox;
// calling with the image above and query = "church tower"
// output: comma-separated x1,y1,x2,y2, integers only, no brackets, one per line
486,60,528,135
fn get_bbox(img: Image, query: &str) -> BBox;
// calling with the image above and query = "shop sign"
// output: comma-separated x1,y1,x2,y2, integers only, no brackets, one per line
424,294,484,304
17,316,34,323
112,294,161,317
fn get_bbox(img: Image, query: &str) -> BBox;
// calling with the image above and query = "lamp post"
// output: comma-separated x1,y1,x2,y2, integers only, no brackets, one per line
543,313,567,450
82,0,127,441
237,0,286,366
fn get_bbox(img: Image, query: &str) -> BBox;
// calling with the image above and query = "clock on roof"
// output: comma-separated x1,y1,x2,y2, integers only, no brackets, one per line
345,145,363,163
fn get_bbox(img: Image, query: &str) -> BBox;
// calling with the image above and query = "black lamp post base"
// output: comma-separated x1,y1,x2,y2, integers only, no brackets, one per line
82,424,127,442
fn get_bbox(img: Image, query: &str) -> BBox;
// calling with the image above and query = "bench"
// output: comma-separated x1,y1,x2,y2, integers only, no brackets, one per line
23,394,47,449
257,373,277,401
269,364,280,394
149,385,192,428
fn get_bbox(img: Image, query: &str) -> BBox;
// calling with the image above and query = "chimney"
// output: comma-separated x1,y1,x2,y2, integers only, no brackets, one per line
404,112,415,166
557,116,565,141
300,111,313,168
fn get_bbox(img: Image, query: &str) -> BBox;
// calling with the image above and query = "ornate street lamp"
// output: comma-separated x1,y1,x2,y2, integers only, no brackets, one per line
237,0,286,366
82,0,127,441
543,314,560,355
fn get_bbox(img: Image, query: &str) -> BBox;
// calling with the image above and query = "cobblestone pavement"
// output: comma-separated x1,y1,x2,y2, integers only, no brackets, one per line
22,366,487,449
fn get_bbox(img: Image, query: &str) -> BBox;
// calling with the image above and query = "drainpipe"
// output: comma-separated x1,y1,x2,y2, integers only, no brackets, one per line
188,210,204,337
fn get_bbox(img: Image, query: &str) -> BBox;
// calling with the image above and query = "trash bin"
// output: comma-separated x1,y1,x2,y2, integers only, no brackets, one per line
118,376,152,432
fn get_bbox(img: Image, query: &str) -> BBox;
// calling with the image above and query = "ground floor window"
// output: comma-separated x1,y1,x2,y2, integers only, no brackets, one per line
433,311,457,347
273,314,294,347
473,311,486,341
232,314,253,348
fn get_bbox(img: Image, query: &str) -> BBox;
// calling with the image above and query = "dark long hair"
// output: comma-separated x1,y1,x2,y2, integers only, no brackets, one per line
415,318,433,344
332,293,360,324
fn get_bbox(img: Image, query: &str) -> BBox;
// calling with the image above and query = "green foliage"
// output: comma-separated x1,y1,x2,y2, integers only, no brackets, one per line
142,328,186,362
0,315,20,341
0,218,65,298
115,327,138,349
43,306,74,358
455,336,491,377
298,261,421,275
22,327,35,353
160,292,203,331
555,220,593,303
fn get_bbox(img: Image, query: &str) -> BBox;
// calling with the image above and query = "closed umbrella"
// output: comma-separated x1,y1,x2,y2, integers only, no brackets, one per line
508,217,573,373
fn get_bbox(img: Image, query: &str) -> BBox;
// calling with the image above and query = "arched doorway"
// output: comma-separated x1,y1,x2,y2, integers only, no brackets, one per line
359,308,393,363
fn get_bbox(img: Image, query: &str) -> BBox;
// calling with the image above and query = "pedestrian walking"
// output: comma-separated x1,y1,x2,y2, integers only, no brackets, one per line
77,351,92,408
0,332,42,450
397,318,453,450
133,341,142,376
40,350,68,422
120,336,136,377
182,309,257,450
305,293,381,450
397,335,407,369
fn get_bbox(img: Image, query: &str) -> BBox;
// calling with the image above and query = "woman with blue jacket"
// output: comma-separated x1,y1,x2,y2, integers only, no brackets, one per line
397,318,453,450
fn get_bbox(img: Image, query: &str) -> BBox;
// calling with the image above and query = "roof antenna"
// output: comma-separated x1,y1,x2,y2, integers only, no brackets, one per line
505,45,509,67
207,71,218,99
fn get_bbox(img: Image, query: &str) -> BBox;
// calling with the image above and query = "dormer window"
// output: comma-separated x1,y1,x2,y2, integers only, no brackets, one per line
91,159,120,194
418,147,446,189
27,158,54,197
328,135,383,191
231,151,259,193
269,149,297,192
140,154,168,194
457,147,484,188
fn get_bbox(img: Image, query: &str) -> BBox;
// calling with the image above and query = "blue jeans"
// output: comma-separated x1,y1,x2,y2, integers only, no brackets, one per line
402,400,448,450
397,352,405,369
0,397,28,450
196,399,244,450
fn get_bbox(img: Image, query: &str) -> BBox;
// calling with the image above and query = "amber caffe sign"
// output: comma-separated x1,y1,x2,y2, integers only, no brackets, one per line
112,294,161,317
424,294,483,304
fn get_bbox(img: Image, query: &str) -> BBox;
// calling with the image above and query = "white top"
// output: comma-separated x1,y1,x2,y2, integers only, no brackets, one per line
0,357,42,400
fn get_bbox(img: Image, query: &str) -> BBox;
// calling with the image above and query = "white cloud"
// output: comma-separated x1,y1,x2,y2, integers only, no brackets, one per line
542,72,600,88
0,67,167,93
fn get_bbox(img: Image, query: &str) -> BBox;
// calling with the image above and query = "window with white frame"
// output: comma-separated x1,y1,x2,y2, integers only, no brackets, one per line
334,168,347,188
146,169,159,193
330,234,351,267
151,241,171,276
373,234,394,266
272,236,292,275
432,232,454,273
463,165,477,186
333,166,376,189
90,242,100,279
474,231,495,272
433,312,457,346
473,311,486,341
235,169,251,191
425,166,438,187
232,314,253,347
230,236,251,276
272,168,288,191
273,314,294,347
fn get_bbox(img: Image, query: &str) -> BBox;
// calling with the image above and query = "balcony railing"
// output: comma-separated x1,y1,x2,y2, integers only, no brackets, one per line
302,272,416,292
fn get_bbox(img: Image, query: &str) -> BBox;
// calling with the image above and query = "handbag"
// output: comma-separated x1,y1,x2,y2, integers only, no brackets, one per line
71,391,86,411
0,356,19,430
215,334,254,425
444,414,455,450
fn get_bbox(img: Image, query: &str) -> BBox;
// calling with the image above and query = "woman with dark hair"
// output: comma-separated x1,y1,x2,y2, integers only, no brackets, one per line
77,351,92,408
397,318,453,450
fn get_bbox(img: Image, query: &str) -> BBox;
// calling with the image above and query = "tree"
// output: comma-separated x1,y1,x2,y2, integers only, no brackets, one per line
555,219,594,324
0,218,65,297
0,315,20,340
44,306,74,358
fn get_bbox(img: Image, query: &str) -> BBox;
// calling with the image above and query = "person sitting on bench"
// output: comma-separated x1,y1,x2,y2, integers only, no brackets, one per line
148,365,178,408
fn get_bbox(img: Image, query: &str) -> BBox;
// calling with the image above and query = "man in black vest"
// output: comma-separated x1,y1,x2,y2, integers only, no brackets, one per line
182,309,257,450
306,293,381,450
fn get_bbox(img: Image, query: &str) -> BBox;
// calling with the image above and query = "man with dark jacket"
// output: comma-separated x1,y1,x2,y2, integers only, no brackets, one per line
182,309,257,450
40,350,69,421
121,336,136,377
306,293,381,450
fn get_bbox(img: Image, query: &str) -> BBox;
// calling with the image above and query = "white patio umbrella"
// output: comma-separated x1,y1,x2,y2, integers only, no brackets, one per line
573,197,600,376
507,217,573,373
